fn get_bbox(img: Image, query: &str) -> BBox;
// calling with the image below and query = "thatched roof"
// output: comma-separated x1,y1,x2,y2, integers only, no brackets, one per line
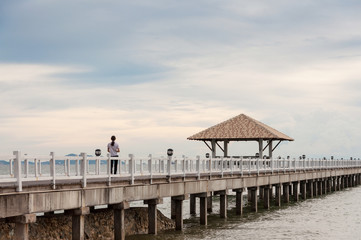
187,114,294,141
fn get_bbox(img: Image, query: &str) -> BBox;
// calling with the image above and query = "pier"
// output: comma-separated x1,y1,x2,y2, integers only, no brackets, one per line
1,152,361,239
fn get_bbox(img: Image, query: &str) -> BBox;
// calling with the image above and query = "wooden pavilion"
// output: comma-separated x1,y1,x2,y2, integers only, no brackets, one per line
187,114,294,158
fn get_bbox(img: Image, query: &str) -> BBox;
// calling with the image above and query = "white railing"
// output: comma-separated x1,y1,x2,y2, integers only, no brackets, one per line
0,151,360,192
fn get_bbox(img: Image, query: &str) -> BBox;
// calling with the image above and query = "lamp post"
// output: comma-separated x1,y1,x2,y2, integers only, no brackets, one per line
167,149,173,180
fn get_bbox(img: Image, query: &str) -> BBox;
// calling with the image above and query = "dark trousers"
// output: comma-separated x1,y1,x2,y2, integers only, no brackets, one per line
111,159,118,174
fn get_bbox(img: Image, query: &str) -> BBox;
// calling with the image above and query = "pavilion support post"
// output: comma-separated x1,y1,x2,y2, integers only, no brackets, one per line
211,140,216,158
268,140,273,159
258,139,264,159
224,140,229,157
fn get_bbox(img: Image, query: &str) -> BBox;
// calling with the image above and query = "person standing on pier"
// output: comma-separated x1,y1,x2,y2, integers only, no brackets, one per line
108,135,120,174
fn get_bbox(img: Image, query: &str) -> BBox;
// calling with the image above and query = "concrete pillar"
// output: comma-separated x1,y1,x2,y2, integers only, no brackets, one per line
220,192,227,218
318,180,323,196
259,186,264,200
250,187,258,212
112,202,129,240
275,184,281,207
293,182,299,202
171,198,176,219
328,178,332,193
190,194,196,215
283,183,290,203
199,195,208,225
307,180,313,198
313,181,318,197
300,181,307,200
233,188,243,216
207,195,213,213
68,207,90,240
263,186,271,210
7,214,36,240
144,199,163,235
323,180,327,194
172,195,187,231
248,188,252,202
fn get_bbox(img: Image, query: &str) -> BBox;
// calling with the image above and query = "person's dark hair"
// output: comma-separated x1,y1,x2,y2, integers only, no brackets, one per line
111,136,116,146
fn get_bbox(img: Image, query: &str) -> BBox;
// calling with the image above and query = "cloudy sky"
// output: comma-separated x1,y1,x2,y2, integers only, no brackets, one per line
1,0,361,159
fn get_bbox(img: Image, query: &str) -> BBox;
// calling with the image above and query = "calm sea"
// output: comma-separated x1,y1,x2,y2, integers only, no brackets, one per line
128,187,361,240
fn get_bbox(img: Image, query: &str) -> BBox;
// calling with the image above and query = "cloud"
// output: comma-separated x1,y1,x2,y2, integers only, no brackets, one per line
1,1,361,158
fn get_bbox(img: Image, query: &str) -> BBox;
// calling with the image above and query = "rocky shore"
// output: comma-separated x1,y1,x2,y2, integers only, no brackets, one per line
0,207,175,239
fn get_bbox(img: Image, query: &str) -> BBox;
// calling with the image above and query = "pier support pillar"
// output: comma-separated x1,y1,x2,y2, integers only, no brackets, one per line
172,195,187,231
190,194,196,215
313,181,318,197
323,180,327,194
263,185,271,210
144,198,163,234
293,182,299,202
300,181,307,200
250,187,258,212
197,193,210,225
318,180,323,196
233,188,244,216
7,214,36,240
259,186,264,200
207,195,213,213
66,207,90,240
283,183,290,203
307,180,313,198
215,190,228,218
328,178,332,193
112,202,129,240
275,184,281,207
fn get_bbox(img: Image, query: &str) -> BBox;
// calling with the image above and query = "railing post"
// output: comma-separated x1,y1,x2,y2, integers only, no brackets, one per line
182,155,186,178
221,157,224,177
81,153,87,188
107,153,111,185
13,151,22,192
50,152,56,189
257,158,260,175
129,154,134,185
167,155,172,182
196,156,200,180
271,158,274,174
294,158,296,173
240,157,243,176
148,154,153,183
10,158,13,176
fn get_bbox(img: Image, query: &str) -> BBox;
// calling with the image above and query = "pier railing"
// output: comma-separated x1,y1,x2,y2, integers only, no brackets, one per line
1,151,360,192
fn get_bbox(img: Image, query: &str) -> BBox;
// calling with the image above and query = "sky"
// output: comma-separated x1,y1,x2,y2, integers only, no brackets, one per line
1,0,361,159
